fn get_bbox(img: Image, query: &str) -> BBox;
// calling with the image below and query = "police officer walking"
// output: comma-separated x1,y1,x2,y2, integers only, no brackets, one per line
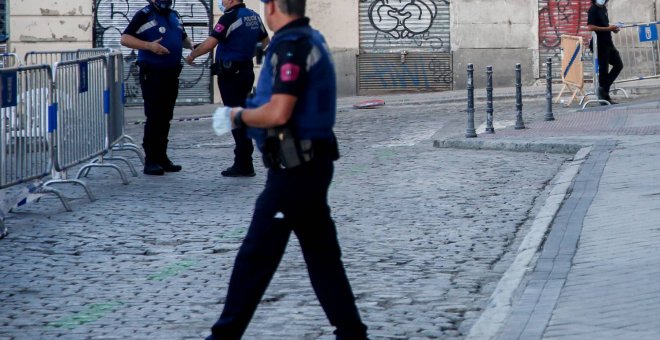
121,0,193,175
186,0,269,177
588,0,623,104
205,0,368,339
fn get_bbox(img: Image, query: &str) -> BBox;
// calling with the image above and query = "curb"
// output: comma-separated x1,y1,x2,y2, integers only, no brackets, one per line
433,138,584,155
466,146,591,340
433,138,592,339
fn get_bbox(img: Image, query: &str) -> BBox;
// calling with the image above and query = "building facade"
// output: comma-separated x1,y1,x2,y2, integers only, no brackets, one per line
1,0,658,101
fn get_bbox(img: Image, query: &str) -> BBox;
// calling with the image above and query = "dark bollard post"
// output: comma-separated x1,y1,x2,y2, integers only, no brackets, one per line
465,64,477,138
515,63,525,129
485,65,495,134
544,57,555,121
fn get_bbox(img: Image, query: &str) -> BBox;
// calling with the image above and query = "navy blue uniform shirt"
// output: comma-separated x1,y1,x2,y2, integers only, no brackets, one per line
212,3,268,63
123,4,188,67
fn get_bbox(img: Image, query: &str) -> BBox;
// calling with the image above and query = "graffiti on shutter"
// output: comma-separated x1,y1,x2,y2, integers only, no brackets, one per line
93,0,213,105
538,0,593,79
358,0,451,94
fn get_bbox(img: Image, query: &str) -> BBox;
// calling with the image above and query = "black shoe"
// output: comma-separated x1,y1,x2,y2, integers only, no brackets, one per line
160,159,182,172
221,164,255,177
605,97,618,105
144,163,165,176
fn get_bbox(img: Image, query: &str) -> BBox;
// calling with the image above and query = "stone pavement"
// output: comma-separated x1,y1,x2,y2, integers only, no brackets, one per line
1,82,659,339
458,99,660,339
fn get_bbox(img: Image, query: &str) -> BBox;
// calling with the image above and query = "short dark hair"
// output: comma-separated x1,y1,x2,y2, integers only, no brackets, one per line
275,0,305,17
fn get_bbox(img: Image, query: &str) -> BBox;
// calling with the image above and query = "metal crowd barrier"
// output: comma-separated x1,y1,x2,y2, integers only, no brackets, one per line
612,21,660,83
24,50,78,66
1,49,142,238
106,51,144,165
584,21,660,107
0,53,20,68
23,48,114,67
0,65,73,237
46,55,129,196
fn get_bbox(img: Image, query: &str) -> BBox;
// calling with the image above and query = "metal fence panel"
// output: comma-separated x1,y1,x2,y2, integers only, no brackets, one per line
0,53,19,68
0,65,52,188
52,56,108,172
612,21,660,83
24,51,78,66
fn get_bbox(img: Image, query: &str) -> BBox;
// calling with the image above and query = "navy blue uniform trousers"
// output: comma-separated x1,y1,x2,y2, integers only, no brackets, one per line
210,157,368,339
139,63,180,163
217,64,255,168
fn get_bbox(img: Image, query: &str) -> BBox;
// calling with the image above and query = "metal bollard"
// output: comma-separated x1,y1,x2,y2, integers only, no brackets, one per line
515,63,525,130
544,57,555,121
485,65,495,134
465,64,477,138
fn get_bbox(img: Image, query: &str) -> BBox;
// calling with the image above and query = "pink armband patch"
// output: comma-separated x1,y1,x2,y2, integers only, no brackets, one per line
280,63,300,82
214,23,225,33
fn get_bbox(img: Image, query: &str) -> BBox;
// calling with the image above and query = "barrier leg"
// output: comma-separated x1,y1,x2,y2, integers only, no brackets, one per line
36,186,74,212
76,163,129,185
113,140,145,166
104,156,138,177
44,179,96,202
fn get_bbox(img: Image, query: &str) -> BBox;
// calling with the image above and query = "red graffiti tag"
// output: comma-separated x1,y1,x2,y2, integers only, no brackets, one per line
539,0,592,48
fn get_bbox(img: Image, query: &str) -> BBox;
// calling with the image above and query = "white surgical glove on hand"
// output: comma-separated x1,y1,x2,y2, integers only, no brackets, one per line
212,106,232,136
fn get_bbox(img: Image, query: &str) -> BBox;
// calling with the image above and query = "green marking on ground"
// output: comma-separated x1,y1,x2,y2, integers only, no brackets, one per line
377,149,396,159
48,301,124,329
349,164,369,174
147,260,196,281
217,227,247,240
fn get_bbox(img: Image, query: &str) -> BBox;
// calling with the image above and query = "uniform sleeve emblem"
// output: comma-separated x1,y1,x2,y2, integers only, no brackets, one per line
280,63,300,82
214,23,225,33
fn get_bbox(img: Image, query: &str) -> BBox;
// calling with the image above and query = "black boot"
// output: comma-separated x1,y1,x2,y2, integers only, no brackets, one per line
221,164,255,177
142,142,165,176
144,162,165,176
160,158,182,172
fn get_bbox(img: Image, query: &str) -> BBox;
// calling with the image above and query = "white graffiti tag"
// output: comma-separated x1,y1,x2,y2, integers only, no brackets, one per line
367,0,437,39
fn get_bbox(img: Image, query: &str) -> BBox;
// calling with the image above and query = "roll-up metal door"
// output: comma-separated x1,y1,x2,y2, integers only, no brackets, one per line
358,0,451,94
538,0,593,79
93,0,213,106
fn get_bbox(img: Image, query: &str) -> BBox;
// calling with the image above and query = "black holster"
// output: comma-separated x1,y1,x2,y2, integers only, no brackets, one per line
261,127,339,169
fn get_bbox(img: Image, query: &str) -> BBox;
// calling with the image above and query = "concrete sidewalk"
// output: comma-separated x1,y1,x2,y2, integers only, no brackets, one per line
448,100,660,339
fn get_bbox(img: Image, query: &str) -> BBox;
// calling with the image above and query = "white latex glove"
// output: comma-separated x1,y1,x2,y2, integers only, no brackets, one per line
212,106,232,136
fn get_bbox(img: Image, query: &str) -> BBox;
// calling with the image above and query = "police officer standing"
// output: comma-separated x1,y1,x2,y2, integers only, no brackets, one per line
186,0,269,177
588,0,623,104
121,0,193,175
205,1,368,339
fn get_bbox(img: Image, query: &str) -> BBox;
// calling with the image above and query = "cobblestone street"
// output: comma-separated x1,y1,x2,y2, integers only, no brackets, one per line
1,96,572,339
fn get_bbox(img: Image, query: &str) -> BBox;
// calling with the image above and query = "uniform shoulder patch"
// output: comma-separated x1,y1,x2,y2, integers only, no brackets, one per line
214,23,225,33
280,63,301,82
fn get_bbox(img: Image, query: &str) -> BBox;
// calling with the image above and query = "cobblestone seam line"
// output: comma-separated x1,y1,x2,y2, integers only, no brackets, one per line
496,140,617,340
465,146,591,340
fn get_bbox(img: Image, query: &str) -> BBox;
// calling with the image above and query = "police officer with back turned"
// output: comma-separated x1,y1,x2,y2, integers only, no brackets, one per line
205,0,369,339
588,0,623,104
186,0,269,177
121,0,193,175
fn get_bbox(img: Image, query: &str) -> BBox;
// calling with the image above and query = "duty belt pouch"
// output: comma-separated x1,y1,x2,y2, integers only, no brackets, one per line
263,126,302,169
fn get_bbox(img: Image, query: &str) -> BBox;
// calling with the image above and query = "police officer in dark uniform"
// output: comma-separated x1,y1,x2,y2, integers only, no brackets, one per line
588,0,623,104
205,0,368,339
186,0,269,177
121,0,193,175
